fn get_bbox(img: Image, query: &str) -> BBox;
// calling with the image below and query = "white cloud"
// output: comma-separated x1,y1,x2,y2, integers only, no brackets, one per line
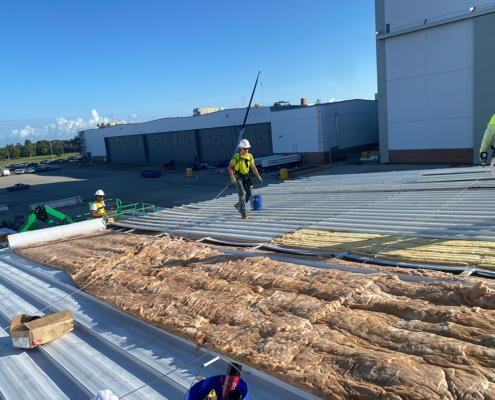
9,110,144,143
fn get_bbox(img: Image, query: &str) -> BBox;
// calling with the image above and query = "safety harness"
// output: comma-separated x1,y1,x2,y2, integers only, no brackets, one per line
233,154,254,188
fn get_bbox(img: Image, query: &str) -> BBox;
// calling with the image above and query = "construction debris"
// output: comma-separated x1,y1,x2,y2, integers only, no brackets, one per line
10,310,74,349
15,232,495,399
272,229,495,269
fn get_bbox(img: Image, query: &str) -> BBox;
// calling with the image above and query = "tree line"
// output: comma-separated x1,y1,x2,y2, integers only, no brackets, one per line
0,136,80,160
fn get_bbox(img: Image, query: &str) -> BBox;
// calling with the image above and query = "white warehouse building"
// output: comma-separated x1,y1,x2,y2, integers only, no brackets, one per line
375,0,495,164
80,100,378,165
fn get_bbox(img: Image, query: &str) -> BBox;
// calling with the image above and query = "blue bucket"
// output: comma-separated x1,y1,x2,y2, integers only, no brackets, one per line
250,195,262,211
185,375,250,400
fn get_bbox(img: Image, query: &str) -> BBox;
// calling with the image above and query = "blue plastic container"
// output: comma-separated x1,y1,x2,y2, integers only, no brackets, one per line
185,375,250,400
250,195,262,211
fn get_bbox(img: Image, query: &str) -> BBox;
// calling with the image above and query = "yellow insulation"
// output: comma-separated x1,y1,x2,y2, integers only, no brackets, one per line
271,230,495,269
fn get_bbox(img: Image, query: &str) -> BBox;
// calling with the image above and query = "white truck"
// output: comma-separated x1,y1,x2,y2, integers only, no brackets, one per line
1,169,10,176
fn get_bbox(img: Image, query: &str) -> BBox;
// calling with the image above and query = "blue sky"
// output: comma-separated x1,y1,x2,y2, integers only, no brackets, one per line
0,0,377,146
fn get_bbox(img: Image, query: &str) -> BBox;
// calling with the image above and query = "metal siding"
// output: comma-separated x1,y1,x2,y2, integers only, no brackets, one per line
197,123,273,162
144,132,176,163
376,0,390,163
197,127,231,162
384,0,492,32
474,13,495,164
337,111,379,149
172,130,198,163
105,135,146,163
385,19,475,151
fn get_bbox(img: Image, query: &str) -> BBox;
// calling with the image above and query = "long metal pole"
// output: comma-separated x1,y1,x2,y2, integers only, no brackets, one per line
235,71,261,152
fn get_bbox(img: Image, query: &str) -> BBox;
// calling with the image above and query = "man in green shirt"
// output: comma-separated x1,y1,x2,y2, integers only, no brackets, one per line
479,114,495,165
228,139,263,219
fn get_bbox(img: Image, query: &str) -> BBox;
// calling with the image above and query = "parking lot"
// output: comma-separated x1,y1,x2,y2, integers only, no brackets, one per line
0,161,446,230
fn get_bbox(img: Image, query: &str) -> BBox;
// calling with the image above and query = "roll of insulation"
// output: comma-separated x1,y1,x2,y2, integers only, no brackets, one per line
8,219,106,250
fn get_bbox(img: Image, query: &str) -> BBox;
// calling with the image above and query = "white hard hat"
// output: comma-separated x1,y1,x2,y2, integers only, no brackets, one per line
239,139,251,149
94,190,105,196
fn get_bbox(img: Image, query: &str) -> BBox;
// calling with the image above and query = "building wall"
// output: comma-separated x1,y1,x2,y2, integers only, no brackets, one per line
386,19,474,153
320,101,379,150
81,100,377,164
474,12,495,163
376,0,390,163
105,135,147,163
144,132,176,163
377,2,495,164
383,0,493,32
271,106,319,153
81,130,107,157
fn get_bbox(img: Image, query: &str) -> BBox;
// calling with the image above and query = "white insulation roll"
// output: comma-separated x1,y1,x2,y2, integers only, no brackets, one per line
8,219,106,250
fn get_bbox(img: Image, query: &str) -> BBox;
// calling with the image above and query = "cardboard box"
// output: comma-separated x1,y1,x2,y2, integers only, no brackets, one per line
10,310,74,349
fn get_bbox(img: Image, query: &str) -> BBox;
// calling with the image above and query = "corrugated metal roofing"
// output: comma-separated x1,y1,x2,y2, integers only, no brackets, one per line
0,249,322,400
417,167,495,183
113,167,495,242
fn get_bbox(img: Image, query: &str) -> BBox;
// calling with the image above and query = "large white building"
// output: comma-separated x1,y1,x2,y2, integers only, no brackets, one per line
80,100,378,164
375,0,495,164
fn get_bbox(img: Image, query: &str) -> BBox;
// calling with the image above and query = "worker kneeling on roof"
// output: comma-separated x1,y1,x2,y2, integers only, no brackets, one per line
228,139,262,219
90,190,107,218
479,114,495,165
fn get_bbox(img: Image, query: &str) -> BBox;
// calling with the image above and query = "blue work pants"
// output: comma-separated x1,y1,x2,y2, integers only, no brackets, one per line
235,178,253,213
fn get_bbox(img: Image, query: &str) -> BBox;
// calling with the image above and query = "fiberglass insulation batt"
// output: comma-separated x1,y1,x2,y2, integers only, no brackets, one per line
16,232,495,400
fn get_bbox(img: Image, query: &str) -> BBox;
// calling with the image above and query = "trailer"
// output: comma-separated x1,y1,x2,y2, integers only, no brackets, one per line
1,169,10,176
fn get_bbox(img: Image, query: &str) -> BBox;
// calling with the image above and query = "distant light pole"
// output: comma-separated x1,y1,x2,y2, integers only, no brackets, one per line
49,142,54,161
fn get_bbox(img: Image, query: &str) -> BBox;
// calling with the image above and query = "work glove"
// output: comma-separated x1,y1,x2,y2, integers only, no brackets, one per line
480,152,488,165
230,174,236,184
258,176,263,184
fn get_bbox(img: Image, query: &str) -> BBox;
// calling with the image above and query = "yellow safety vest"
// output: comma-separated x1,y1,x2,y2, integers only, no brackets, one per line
489,114,495,126
93,200,105,215
231,152,254,175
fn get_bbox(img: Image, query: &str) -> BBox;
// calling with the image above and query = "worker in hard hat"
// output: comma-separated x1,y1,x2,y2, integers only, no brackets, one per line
479,114,495,165
90,190,107,218
228,139,263,219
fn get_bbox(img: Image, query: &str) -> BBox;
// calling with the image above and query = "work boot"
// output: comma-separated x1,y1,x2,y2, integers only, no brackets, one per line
234,203,240,213
241,211,249,219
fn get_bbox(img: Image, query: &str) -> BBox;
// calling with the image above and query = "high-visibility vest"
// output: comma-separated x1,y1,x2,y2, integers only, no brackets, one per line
489,114,495,126
94,201,105,215
231,152,254,175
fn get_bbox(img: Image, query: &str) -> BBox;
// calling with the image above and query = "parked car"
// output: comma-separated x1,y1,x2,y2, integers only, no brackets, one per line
47,165,61,171
27,162,39,167
40,160,49,164
7,183,30,192
25,167,36,173
14,169,25,174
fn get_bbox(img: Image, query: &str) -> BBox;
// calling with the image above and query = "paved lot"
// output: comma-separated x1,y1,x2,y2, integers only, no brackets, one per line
0,161,451,228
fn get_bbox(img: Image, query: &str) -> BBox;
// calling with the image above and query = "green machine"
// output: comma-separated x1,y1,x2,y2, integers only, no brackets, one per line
18,198,155,233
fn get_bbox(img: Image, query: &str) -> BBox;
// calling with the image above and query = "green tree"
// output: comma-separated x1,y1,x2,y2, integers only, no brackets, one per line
0,147,8,160
51,140,64,157
15,143,24,158
36,140,49,155
6,144,20,159
23,140,35,157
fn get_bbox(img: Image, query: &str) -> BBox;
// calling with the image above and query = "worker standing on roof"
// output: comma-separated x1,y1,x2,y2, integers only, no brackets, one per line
229,139,263,219
90,190,107,218
479,114,495,165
